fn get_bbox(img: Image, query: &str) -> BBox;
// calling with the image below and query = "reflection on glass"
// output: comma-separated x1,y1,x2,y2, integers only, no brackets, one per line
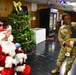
49,42,55,52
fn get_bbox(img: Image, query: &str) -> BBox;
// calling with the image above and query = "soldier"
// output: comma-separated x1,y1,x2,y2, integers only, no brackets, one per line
51,13,76,75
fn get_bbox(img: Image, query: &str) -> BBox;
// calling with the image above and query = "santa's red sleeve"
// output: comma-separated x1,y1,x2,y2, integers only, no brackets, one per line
15,48,25,54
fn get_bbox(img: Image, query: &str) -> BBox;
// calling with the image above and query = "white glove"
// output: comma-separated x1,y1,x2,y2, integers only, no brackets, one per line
5,56,13,68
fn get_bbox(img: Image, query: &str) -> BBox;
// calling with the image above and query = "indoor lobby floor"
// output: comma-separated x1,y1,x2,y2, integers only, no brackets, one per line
26,34,76,75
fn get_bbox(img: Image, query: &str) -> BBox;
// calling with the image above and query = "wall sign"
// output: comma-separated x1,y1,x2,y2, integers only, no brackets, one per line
31,3,37,11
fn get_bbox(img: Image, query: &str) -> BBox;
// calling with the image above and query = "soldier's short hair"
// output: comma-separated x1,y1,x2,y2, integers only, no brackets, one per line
62,13,70,20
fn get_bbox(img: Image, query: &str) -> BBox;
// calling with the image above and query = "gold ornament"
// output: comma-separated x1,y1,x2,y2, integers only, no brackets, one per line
26,38,27,40
13,1,22,13
14,21,16,24
30,29,31,30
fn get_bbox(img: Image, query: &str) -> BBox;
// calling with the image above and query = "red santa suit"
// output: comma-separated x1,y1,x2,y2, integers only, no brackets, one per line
0,32,16,75
0,27,31,75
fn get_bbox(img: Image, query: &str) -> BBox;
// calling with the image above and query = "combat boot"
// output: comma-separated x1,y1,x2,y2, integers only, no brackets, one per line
51,67,60,74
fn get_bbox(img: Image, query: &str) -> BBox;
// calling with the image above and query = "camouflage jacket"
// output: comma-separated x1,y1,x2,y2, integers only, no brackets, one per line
58,22,76,46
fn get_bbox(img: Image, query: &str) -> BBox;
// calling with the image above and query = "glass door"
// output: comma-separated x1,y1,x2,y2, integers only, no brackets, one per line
49,13,57,37
53,13,57,30
49,13,53,32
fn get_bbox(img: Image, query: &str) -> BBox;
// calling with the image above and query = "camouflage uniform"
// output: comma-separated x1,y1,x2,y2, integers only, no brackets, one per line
56,23,76,72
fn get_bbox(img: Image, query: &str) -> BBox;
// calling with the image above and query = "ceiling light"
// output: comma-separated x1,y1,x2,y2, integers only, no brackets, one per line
67,2,76,6
73,7,76,12
66,1,70,4
67,2,76,12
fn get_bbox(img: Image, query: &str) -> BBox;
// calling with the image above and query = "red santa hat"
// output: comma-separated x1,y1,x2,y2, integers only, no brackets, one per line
3,25,12,33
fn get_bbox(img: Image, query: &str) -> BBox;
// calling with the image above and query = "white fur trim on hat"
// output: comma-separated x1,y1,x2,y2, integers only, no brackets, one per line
24,54,27,62
15,64,25,72
13,59,18,66
16,53,25,60
6,25,12,31
13,53,24,66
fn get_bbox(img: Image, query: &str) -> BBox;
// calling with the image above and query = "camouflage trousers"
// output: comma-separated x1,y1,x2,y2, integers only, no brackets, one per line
56,46,76,71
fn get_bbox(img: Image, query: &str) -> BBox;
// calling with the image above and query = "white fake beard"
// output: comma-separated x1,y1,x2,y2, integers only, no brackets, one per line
1,41,16,57
8,35,13,42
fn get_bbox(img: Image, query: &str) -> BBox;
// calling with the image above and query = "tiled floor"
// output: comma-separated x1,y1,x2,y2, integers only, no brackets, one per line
26,34,76,75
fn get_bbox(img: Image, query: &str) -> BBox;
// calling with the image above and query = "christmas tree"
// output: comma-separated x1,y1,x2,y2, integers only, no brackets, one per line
7,1,35,52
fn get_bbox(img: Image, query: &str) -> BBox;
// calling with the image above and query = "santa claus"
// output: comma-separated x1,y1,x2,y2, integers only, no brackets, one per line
0,26,31,75
0,31,16,75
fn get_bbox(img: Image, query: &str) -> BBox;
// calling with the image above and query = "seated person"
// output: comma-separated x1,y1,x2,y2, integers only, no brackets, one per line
0,25,31,75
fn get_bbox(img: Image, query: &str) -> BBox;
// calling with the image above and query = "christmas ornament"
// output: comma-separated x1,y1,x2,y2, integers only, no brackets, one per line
14,21,16,24
15,43,21,48
63,4,67,8
22,20,26,24
30,29,31,30
26,38,27,40
20,30,22,32
24,20,26,23
13,1,22,13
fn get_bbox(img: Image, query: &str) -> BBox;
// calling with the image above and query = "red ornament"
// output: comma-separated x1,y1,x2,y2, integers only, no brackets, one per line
22,20,26,24
0,27,4,32
20,30,22,32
